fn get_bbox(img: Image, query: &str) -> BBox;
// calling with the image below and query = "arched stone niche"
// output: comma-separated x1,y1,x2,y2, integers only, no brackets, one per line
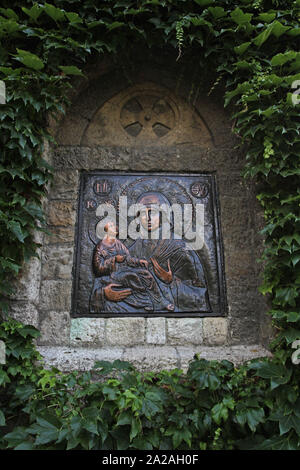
8,52,272,371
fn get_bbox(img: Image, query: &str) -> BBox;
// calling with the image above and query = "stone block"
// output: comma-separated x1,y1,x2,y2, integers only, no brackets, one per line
7,301,39,328
122,346,179,372
228,314,261,345
217,173,253,200
11,257,41,302
167,318,203,345
39,280,72,311
42,245,74,280
224,249,256,285
220,196,255,250
39,311,70,345
106,317,145,346
43,226,75,245
226,285,267,318
146,317,166,345
70,318,105,346
203,317,228,346
47,201,76,227
52,146,92,170
49,170,79,200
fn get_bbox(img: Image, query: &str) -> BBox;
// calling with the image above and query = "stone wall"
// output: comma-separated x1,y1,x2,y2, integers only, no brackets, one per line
8,50,272,371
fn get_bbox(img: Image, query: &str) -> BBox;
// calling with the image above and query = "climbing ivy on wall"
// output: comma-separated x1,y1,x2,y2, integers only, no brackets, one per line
0,0,300,450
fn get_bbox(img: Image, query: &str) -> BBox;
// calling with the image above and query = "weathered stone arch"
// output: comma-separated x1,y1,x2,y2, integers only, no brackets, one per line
9,51,272,371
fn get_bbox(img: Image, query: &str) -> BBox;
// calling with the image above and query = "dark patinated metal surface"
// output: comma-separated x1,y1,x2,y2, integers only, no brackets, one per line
72,172,227,317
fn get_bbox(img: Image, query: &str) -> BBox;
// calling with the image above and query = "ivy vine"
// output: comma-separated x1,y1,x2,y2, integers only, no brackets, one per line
0,0,300,450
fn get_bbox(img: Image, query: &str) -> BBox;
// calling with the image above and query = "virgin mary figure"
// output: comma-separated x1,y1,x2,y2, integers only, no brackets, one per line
90,191,211,314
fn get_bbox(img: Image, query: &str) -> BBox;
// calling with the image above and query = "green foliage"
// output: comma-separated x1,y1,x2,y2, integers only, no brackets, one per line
0,320,299,450
0,0,300,450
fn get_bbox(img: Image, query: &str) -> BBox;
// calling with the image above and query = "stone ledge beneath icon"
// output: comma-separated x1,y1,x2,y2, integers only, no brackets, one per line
177,345,272,373
37,344,272,373
122,346,179,372
37,346,123,371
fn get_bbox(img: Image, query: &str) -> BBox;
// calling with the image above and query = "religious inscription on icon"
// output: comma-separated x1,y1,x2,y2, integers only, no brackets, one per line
85,199,97,211
93,179,112,196
72,173,226,317
190,182,209,198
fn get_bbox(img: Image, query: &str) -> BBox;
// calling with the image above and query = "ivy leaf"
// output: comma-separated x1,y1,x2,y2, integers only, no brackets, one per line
257,12,276,23
130,417,141,441
249,361,292,389
236,407,265,432
207,7,226,19
0,409,5,426
271,51,297,67
7,220,26,243
193,0,214,6
223,397,235,410
253,23,273,46
287,312,300,322
281,328,300,345
65,12,83,24
18,325,40,339
14,49,44,71
271,21,290,38
256,435,299,450
23,202,44,221
106,22,125,31
35,427,59,445
14,384,35,400
58,65,84,76
131,436,153,450
14,442,34,450
275,287,298,307
0,165,25,180
292,253,300,267
0,258,20,273
0,7,19,20
44,3,65,22
22,5,43,22
110,427,130,450
4,427,30,447
279,413,300,436
116,411,132,426
234,41,251,55
246,409,265,432
212,402,228,424
82,419,98,435
230,8,253,26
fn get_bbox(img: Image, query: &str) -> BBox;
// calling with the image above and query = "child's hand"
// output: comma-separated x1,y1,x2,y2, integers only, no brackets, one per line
140,259,148,268
115,255,125,263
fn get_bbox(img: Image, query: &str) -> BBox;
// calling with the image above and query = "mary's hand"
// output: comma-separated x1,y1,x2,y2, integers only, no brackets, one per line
104,283,132,302
150,258,173,284
140,259,149,268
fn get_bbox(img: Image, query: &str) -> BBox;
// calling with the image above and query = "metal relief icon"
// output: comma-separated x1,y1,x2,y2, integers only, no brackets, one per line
72,172,226,318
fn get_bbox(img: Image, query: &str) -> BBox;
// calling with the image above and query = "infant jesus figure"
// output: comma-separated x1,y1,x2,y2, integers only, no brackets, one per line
92,221,169,312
